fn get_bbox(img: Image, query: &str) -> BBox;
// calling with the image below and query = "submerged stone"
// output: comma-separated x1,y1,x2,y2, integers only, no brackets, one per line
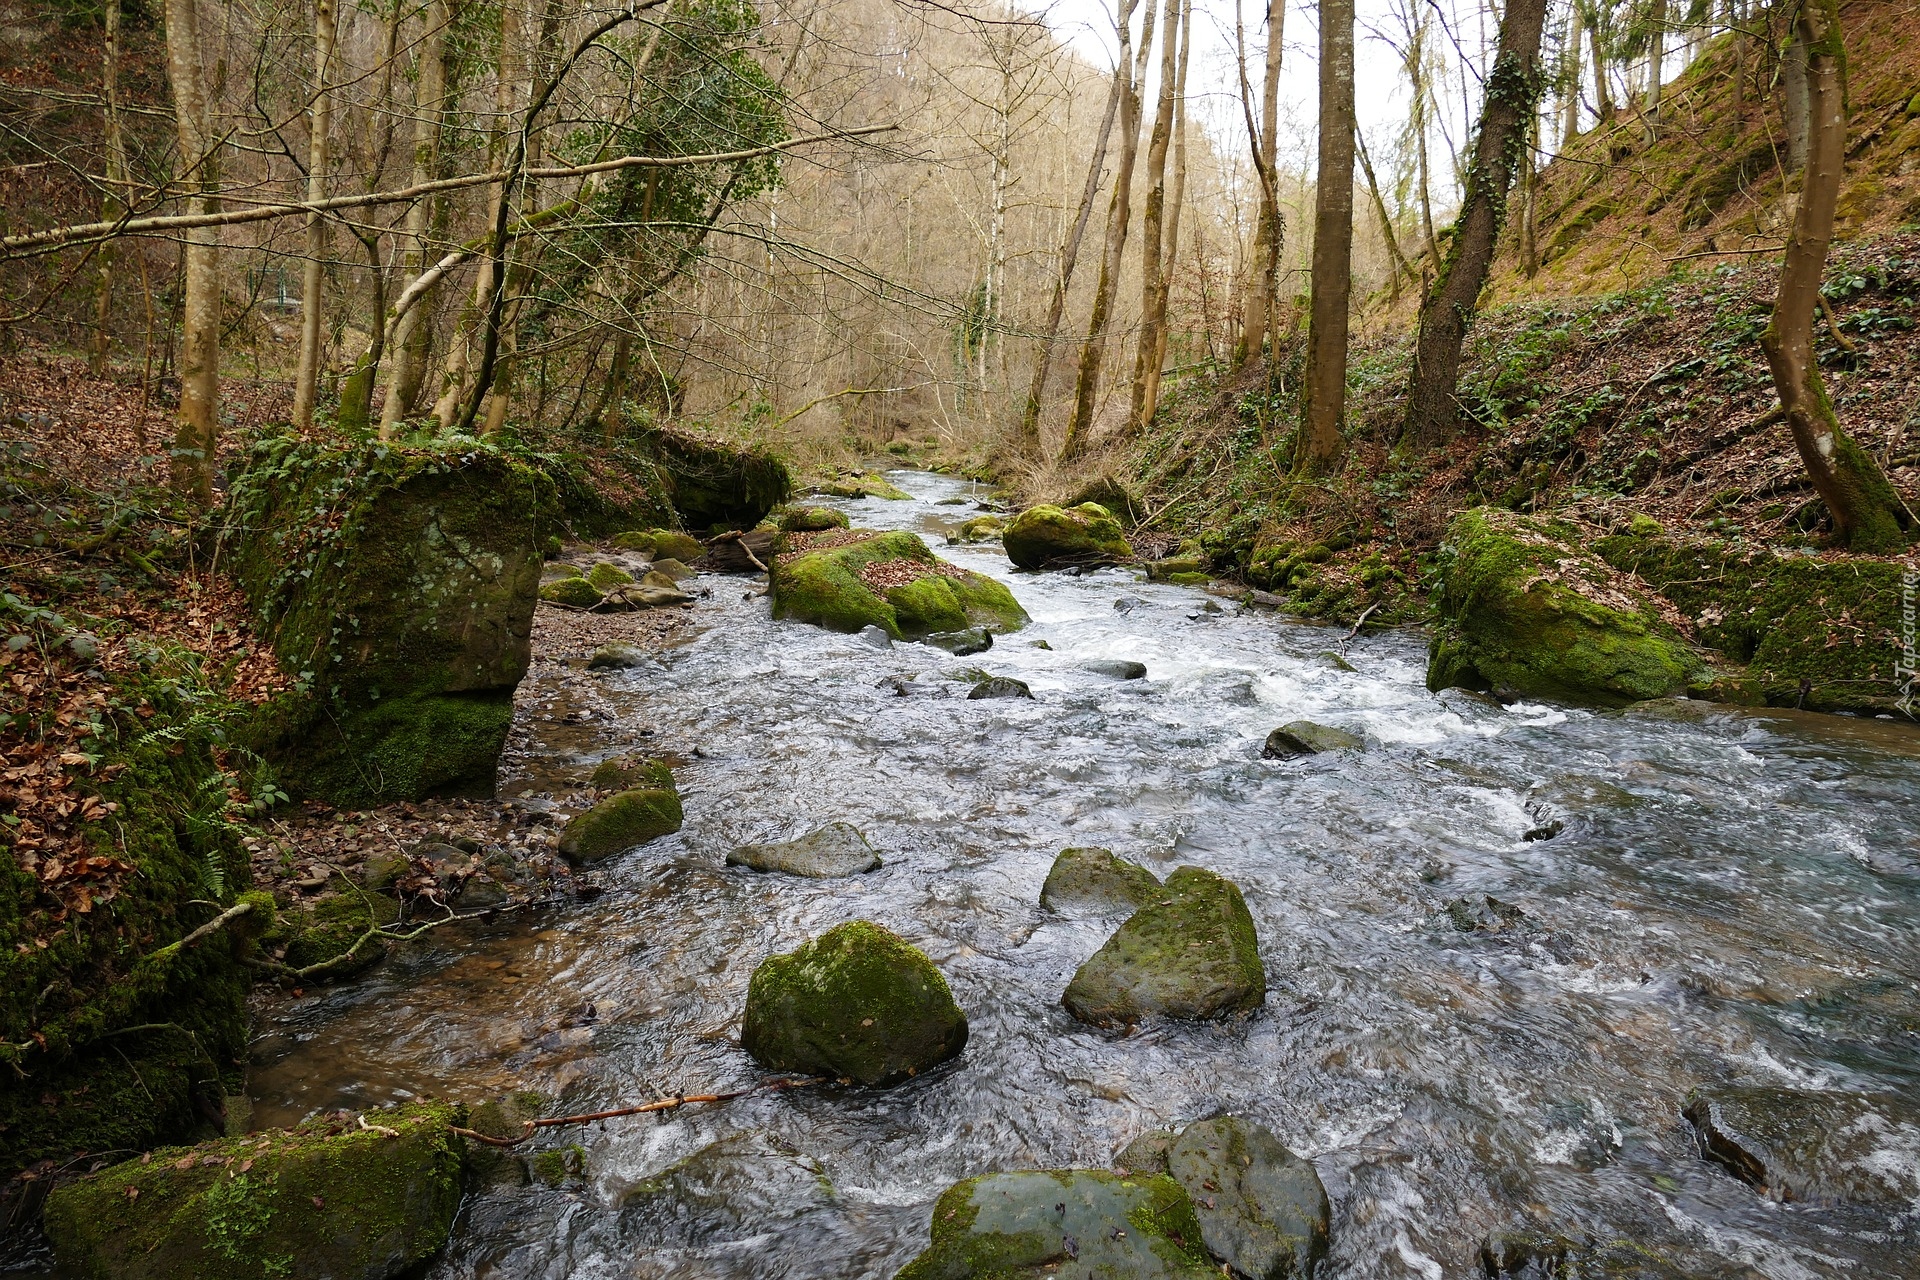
1167,1117,1329,1280
727,822,882,878
559,787,683,862
1003,503,1134,570
1446,894,1529,934
770,529,1027,640
1482,1232,1712,1279
1084,659,1148,680
1262,721,1364,758
741,920,967,1086
41,1102,463,1280
968,676,1033,700
1063,866,1266,1028
1682,1086,1920,1208
1427,508,1707,707
618,1132,839,1250
922,627,994,656
857,624,893,649
893,1169,1215,1279
589,755,674,793
1040,847,1161,914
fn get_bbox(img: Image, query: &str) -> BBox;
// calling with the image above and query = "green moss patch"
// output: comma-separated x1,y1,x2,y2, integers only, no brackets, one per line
1003,503,1134,570
1063,867,1266,1028
769,530,1027,639
558,787,683,863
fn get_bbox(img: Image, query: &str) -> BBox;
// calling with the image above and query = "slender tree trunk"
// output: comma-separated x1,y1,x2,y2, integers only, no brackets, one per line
380,0,449,436
1356,127,1414,302
1014,4,1126,460
90,0,126,377
1128,0,1181,434
1296,0,1355,476
1149,1,1191,391
1760,0,1909,551
1235,0,1285,364
1058,0,1159,463
337,3,404,433
164,0,220,503
1519,125,1540,277
1591,13,1615,125
1782,25,1810,173
1644,0,1668,132
1560,2,1582,149
1400,0,1552,449
292,0,337,427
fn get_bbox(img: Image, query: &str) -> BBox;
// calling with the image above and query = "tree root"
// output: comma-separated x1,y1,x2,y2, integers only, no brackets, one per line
449,1076,822,1147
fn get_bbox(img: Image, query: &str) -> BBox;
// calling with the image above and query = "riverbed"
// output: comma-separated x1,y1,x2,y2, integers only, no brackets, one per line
248,470,1920,1278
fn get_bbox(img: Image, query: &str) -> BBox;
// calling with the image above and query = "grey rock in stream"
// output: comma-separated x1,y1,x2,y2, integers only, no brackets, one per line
727,822,882,878
922,627,994,656
1166,1117,1329,1280
1446,894,1530,934
893,1169,1216,1279
618,1133,840,1251
1481,1232,1730,1279
1261,721,1364,759
968,676,1033,700
1084,659,1148,680
1040,847,1160,914
587,642,651,670
858,624,893,649
1682,1087,1920,1208
1063,866,1266,1027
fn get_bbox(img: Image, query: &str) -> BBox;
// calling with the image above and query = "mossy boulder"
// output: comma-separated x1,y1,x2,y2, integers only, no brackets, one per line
539,575,602,608
618,1133,839,1250
894,1169,1216,1279
1261,721,1364,759
645,426,791,527
1166,1117,1329,1280
224,436,556,805
779,506,851,532
951,514,1005,543
1040,847,1161,914
585,561,636,591
613,528,706,562
589,754,674,792
740,920,967,1085
818,473,911,500
1426,509,1707,707
727,822,881,878
1003,503,1134,570
648,557,697,581
280,890,400,976
558,787,683,862
41,1101,464,1280
1682,1087,1920,1208
1063,867,1266,1028
769,530,1027,640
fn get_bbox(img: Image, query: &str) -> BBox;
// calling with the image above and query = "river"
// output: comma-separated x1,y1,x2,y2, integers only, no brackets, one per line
247,470,1920,1278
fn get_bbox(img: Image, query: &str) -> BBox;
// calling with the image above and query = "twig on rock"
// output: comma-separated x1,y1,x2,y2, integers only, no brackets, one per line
449,1076,821,1147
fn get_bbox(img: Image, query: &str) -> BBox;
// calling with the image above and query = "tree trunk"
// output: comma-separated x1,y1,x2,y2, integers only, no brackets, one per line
1782,25,1810,173
1590,13,1615,125
164,0,220,504
292,0,337,427
1356,127,1414,302
1235,0,1285,365
380,0,449,437
1014,1,1126,460
90,0,126,377
1760,0,1910,551
1400,0,1551,449
1127,0,1181,434
1295,0,1355,477
1644,0,1668,133
1148,0,1191,393
1519,125,1540,277
1410,8,1438,265
337,2,404,433
1560,2,1582,149
1058,0,1159,464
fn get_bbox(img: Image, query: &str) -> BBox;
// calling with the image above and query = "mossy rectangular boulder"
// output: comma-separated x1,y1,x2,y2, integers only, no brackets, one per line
769,530,1027,640
558,786,683,862
42,1101,465,1280
1003,503,1133,570
1063,867,1266,1028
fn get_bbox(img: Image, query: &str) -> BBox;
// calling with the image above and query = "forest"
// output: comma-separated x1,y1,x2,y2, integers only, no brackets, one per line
1,0,1917,1275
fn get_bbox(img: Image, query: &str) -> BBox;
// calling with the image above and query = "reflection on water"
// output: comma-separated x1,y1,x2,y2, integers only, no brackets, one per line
249,471,1920,1278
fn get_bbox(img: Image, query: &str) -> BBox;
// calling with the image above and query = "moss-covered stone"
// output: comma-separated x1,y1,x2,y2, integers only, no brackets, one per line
769,530,1028,640
558,787,683,863
779,506,851,532
1003,503,1134,569
585,561,635,591
1063,867,1266,1028
648,557,697,581
224,436,555,806
618,1133,838,1249
894,1169,1216,1279
818,473,911,500
740,920,967,1085
1040,847,1161,914
41,1100,464,1280
589,755,674,792
645,426,791,527
281,890,400,976
1682,1087,1920,1208
1482,1232,1716,1279
1261,721,1364,758
1426,509,1707,706
612,528,705,561
1167,1117,1329,1280
1593,531,1906,714
951,514,1005,543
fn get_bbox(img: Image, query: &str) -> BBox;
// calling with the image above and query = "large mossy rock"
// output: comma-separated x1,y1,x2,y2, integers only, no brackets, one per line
1003,503,1134,570
1594,529,1909,714
1426,508,1707,706
894,1169,1216,1279
558,786,683,862
224,436,557,805
646,426,791,528
42,1101,464,1280
1040,847,1161,914
741,920,967,1085
1063,867,1266,1028
1166,1118,1329,1280
769,529,1027,640
1683,1086,1920,1208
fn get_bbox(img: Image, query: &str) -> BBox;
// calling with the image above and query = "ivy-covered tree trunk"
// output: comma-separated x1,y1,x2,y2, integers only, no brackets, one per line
1399,0,1550,450
1761,0,1911,552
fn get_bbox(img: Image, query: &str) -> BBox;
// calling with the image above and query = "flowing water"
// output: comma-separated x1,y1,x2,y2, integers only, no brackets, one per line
247,471,1920,1279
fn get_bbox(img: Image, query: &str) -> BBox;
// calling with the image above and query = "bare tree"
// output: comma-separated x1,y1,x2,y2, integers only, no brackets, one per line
1127,0,1185,434
1233,0,1284,364
89,0,128,378
381,0,451,437
164,0,221,502
1643,0,1668,132
293,0,339,427
1760,0,1910,550
1295,0,1354,476
1560,0,1583,149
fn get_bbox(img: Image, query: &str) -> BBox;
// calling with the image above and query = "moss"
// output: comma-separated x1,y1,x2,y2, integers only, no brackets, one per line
644,426,791,526
539,576,602,607
1040,847,1161,913
281,890,400,975
253,688,517,807
42,1101,464,1280
558,787,683,863
1063,867,1266,1028
1679,137,1779,229
585,562,635,591
610,528,705,561
589,755,674,792
529,1144,586,1187
740,920,967,1086
1426,508,1707,706
817,473,911,500
769,530,1027,639
778,506,850,532
1594,532,1905,713
952,514,1005,542
1002,503,1134,569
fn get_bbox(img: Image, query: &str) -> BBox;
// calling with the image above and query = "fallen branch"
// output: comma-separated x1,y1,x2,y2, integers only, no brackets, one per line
450,1077,821,1147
